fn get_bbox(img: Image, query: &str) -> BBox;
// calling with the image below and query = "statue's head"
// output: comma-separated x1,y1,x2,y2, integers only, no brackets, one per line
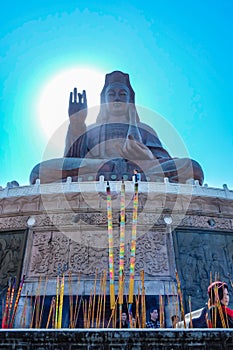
96,70,139,123
100,71,135,104
104,82,131,118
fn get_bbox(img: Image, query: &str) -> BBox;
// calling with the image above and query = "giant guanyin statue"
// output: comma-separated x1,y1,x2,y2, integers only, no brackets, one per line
30,71,204,184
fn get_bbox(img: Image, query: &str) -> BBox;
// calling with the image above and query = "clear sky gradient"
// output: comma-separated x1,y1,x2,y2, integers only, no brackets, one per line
0,0,232,188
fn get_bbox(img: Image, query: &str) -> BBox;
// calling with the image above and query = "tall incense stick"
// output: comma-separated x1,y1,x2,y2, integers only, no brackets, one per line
20,290,28,328
140,270,146,328
188,296,193,328
96,271,104,328
38,276,48,328
68,270,74,328
106,182,115,309
159,295,165,328
102,270,107,328
73,273,81,327
46,297,55,329
175,271,186,328
128,182,139,304
55,273,60,328
57,273,65,328
10,275,25,328
91,269,98,327
118,180,126,328
2,278,12,328
7,277,16,327
119,180,126,304
30,276,42,328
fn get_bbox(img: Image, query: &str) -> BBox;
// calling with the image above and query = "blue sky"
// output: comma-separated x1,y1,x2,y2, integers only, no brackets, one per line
0,0,232,188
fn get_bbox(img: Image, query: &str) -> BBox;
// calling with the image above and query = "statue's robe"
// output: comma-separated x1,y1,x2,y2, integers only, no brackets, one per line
30,121,204,185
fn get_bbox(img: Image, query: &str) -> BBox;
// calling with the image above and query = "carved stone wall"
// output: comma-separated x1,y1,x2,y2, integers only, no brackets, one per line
174,229,233,310
27,228,169,279
0,181,233,319
0,230,26,293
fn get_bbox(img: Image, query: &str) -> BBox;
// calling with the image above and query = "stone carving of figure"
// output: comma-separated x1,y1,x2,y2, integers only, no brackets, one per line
0,237,21,290
30,71,204,184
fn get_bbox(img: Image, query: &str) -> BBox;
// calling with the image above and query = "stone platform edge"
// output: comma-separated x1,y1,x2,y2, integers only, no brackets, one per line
0,329,233,350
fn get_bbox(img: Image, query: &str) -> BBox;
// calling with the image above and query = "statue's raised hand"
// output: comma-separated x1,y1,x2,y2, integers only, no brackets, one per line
68,88,87,121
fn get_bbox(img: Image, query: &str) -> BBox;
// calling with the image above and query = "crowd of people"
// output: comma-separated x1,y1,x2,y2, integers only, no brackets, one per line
115,281,233,329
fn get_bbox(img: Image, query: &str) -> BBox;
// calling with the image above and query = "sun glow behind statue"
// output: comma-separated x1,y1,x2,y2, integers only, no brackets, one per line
37,67,104,143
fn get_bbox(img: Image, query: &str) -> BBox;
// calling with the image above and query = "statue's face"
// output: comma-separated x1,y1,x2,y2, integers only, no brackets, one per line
105,82,130,117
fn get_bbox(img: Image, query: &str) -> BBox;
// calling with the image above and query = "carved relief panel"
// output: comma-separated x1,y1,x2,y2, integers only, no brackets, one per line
0,230,26,293
174,229,233,311
28,226,170,278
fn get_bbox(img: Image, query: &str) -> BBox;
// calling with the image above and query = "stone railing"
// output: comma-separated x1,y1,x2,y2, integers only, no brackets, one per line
0,329,233,349
0,178,232,200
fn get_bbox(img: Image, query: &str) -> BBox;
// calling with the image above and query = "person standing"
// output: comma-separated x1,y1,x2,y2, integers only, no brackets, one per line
171,314,179,328
208,281,233,328
116,311,129,328
133,169,141,182
146,308,160,328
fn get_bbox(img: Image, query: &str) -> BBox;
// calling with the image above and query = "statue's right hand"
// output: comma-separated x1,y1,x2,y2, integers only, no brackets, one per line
68,88,87,121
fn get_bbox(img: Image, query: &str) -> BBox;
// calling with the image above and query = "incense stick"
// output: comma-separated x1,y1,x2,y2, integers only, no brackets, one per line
106,182,115,309
128,182,139,304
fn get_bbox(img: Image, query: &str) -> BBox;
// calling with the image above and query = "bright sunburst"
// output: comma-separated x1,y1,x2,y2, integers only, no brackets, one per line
37,67,105,139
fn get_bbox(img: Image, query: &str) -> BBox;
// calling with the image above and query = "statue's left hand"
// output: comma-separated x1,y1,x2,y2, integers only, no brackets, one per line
119,135,155,160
